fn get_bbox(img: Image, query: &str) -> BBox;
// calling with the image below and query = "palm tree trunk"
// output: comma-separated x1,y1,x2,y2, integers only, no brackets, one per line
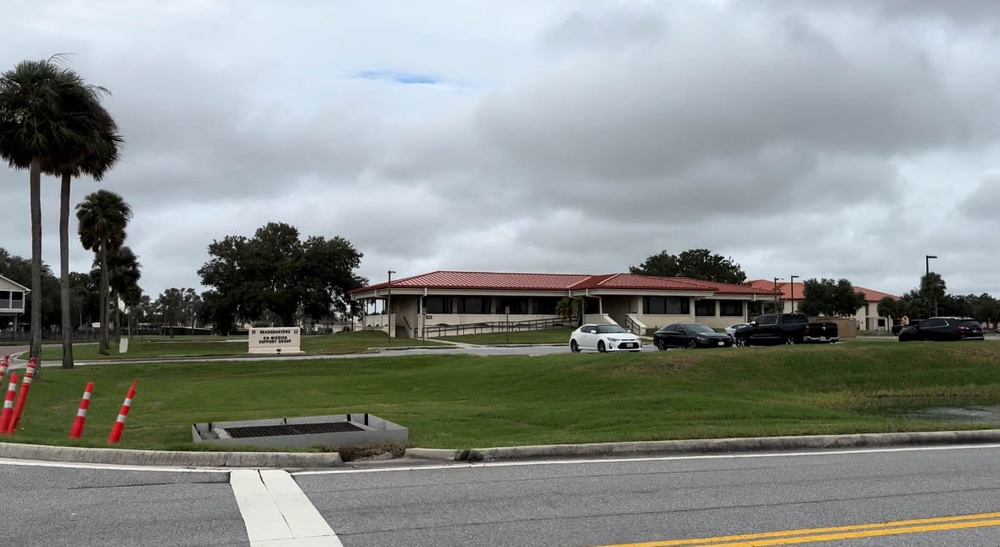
29,159,43,363
110,286,119,344
99,241,109,355
60,173,74,368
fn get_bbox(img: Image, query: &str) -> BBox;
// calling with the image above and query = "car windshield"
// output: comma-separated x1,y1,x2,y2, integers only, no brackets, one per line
596,325,628,334
686,324,715,334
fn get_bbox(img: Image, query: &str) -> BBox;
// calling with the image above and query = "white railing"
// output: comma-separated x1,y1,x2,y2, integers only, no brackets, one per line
626,314,647,336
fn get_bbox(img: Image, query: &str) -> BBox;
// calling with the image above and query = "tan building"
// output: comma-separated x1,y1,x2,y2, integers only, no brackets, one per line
349,271,774,338
748,279,899,331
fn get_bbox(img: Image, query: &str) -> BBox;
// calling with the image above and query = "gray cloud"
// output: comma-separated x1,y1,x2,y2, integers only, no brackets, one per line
2,0,1000,300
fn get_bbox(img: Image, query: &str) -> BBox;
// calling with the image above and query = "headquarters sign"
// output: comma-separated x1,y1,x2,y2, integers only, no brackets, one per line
249,327,303,354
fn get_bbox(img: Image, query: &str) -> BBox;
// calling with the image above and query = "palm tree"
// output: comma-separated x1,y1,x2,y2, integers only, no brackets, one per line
104,245,141,341
46,104,122,368
76,190,132,354
0,57,108,360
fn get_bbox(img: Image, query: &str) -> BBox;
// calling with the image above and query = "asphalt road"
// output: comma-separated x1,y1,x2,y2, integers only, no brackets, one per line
3,444,998,546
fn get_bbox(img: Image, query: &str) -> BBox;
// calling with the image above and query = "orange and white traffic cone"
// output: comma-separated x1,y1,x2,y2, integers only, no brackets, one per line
7,358,37,434
0,355,9,384
0,373,18,435
108,379,138,444
69,382,95,439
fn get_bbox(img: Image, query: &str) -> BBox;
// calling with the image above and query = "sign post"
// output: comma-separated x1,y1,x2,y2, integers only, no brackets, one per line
505,306,510,344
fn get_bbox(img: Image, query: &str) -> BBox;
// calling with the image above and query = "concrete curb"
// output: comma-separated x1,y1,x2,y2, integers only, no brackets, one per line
0,442,343,468
6,429,1000,469
415,429,1000,463
404,447,464,461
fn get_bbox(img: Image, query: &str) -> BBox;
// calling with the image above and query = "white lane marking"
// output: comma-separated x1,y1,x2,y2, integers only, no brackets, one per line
231,469,343,547
294,443,1000,476
0,457,227,473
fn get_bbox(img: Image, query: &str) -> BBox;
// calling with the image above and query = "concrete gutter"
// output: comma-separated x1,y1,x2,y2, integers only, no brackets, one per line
4,429,1000,469
406,429,1000,462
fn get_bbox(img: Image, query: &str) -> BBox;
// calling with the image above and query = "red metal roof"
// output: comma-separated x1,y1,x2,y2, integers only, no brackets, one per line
350,271,772,295
748,279,899,302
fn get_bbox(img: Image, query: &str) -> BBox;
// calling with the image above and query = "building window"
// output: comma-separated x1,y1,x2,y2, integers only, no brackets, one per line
532,297,559,315
495,297,529,315
719,301,743,317
458,297,491,314
644,296,690,315
695,299,716,317
423,296,452,314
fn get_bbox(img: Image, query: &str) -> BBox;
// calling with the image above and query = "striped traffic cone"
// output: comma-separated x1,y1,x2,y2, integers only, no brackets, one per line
108,380,138,444
0,355,9,384
7,358,37,434
69,382,95,439
0,373,18,435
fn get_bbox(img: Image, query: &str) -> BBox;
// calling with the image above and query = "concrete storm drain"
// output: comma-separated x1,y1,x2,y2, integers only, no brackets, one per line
192,413,408,449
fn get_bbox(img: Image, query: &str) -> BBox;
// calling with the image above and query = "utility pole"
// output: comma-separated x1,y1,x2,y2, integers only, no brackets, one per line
387,270,395,342
789,275,799,313
925,255,937,316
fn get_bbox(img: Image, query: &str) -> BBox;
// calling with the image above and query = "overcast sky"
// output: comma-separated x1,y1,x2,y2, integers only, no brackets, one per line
3,0,1000,299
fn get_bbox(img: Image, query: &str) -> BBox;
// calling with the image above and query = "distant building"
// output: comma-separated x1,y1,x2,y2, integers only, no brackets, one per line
349,270,774,338
0,274,29,327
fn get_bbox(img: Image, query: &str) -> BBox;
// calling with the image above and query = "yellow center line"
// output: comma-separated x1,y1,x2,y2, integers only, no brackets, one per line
597,511,1000,547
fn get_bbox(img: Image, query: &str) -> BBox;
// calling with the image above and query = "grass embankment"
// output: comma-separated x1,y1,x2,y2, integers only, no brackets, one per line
37,330,443,361
437,327,574,345
11,341,1000,451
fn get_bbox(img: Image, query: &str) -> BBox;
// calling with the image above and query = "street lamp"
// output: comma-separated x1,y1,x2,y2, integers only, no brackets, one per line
789,275,799,313
773,277,783,313
387,270,396,340
925,255,937,316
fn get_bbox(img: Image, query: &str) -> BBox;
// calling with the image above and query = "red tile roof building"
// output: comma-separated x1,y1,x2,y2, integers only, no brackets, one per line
351,271,775,339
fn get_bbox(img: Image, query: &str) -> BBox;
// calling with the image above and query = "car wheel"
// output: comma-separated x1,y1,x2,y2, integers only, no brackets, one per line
784,336,796,345
570,340,580,353
686,339,697,349
597,340,607,353
735,336,747,348
654,339,665,351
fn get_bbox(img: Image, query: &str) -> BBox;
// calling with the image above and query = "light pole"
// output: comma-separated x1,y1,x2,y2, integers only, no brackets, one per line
387,270,395,341
925,255,937,316
789,275,799,313
773,277,783,314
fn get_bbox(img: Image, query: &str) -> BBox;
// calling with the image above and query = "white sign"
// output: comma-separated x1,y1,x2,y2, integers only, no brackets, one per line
119,337,129,354
248,327,303,354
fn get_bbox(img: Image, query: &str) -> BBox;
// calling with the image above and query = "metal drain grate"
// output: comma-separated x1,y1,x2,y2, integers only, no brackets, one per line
223,421,365,439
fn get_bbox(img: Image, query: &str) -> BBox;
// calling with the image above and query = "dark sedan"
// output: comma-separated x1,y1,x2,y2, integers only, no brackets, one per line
654,323,733,350
898,317,984,342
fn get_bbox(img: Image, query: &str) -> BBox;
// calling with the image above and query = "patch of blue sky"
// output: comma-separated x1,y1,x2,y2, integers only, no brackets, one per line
355,69,449,86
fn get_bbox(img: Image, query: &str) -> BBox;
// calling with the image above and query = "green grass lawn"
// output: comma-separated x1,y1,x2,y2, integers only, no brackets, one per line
37,330,443,361
11,341,1000,452
437,327,575,345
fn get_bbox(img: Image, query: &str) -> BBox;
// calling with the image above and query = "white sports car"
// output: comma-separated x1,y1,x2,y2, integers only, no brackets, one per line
569,324,642,353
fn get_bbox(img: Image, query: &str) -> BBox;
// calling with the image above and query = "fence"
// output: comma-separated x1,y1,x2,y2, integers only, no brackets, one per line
0,330,102,345
422,316,574,338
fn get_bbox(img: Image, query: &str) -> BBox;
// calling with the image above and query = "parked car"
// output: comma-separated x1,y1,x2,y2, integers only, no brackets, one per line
654,323,733,349
732,313,839,346
569,324,642,353
724,322,751,339
898,317,984,342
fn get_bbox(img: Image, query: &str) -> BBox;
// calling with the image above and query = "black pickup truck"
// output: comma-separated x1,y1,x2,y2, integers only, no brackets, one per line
732,313,839,346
